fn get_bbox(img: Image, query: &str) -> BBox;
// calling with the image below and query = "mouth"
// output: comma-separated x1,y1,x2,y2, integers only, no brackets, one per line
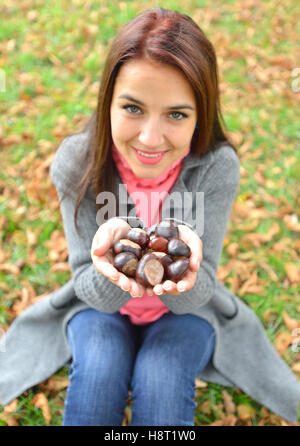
132,147,169,165
133,147,168,156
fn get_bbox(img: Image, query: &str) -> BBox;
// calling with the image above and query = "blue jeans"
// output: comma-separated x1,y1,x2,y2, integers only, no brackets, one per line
63,309,215,426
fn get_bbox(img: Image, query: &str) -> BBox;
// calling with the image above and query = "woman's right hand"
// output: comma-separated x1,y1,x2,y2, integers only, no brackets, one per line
91,218,151,298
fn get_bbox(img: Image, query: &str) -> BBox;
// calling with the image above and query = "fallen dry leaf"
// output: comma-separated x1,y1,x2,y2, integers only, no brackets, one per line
0,413,19,426
222,389,236,415
195,378,207,388
262,308,278,322
50,262,70,273
291,362,300,373
275,331,293,355
0,263,20,276
31,393,51,425
46,376,70,393
282,310,300,331
237,404,256,420
200,400,211,415
283,214,300,232
284,263,300,284
210,414,237,426
226,242,239,257
3,400,18,413
242,222,281,247
257,260,279,281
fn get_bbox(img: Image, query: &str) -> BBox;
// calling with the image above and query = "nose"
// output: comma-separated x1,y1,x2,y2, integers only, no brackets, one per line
138,118,164,149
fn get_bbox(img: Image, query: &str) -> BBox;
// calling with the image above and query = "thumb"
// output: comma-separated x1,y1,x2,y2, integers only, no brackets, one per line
92,229,113,257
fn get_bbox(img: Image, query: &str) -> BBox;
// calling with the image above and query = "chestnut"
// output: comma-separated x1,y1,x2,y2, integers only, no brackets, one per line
167,258,190,282
113,252,138,278
148,236,169,253
151,251,168,259
171,255,189,262
113,239,142,259
167,238,190,258
127,228,150,249
153,252,174,280
106,221,192,286
136,253,165,287
155,219,179,240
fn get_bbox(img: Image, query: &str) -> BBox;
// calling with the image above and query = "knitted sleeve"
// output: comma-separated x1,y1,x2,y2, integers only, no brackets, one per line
50,135,132,313
156,146,240,314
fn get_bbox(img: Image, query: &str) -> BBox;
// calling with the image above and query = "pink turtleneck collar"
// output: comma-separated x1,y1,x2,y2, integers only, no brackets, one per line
111,142,190,189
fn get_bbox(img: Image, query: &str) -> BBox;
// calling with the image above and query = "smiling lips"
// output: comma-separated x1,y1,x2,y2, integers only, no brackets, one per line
133,147,168,165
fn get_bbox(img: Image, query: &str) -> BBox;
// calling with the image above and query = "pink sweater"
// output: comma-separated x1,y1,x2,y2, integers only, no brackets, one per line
111,143,190,325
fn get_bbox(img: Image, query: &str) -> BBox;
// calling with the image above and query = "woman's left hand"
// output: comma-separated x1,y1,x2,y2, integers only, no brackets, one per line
151,224,202,296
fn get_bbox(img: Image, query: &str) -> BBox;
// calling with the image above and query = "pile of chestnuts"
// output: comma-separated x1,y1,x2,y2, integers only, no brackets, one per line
109,219,191,287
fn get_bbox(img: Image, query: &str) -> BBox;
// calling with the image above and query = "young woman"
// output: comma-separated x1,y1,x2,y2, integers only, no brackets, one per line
0,8,299,426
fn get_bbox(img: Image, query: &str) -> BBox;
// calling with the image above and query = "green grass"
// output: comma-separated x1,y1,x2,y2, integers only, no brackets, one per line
0,0,299,426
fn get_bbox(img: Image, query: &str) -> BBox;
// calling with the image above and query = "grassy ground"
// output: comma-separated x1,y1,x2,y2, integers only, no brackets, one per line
0,0,299,426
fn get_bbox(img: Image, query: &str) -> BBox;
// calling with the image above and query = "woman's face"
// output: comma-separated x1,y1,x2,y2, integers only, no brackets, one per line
110,58,197,178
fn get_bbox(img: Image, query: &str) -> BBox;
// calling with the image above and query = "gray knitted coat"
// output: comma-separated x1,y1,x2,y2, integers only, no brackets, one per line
0,131,299,423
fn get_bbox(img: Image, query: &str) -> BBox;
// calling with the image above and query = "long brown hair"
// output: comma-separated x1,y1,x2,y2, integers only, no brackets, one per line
59,7,237,235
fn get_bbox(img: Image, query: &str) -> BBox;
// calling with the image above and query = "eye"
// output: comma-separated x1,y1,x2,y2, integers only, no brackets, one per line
122,104,141,114
122,104,188,121
170,111,188,120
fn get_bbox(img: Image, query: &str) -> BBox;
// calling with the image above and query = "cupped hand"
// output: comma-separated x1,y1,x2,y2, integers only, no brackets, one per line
91,218,152,298
152,224,202,297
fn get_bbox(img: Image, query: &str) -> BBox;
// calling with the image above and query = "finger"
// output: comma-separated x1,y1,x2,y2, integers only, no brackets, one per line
95,260,120,281
162,280,177,293
118,274,131,292
93,254,118,277
128,279,145,298
153,283,165,296
107,273,131,294
92,220,130,258
153,282,183,296
94,247,114,263
176,269,197,292
92,233,112,258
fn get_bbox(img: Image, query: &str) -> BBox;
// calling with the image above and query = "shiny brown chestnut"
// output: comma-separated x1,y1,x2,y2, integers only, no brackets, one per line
171,255,189,262
113,252,138,278
167,258,190,282
155,219,179,240
136,253,165,287
167,238,190,258
127,228,150,249
113,239,142,259
153,252,174,280
148,236,169,253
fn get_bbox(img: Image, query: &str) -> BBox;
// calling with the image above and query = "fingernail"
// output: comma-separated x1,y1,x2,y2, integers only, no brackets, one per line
178,283,185,292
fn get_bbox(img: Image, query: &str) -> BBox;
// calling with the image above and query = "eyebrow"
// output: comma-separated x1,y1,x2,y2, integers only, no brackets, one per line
117,94,195,111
